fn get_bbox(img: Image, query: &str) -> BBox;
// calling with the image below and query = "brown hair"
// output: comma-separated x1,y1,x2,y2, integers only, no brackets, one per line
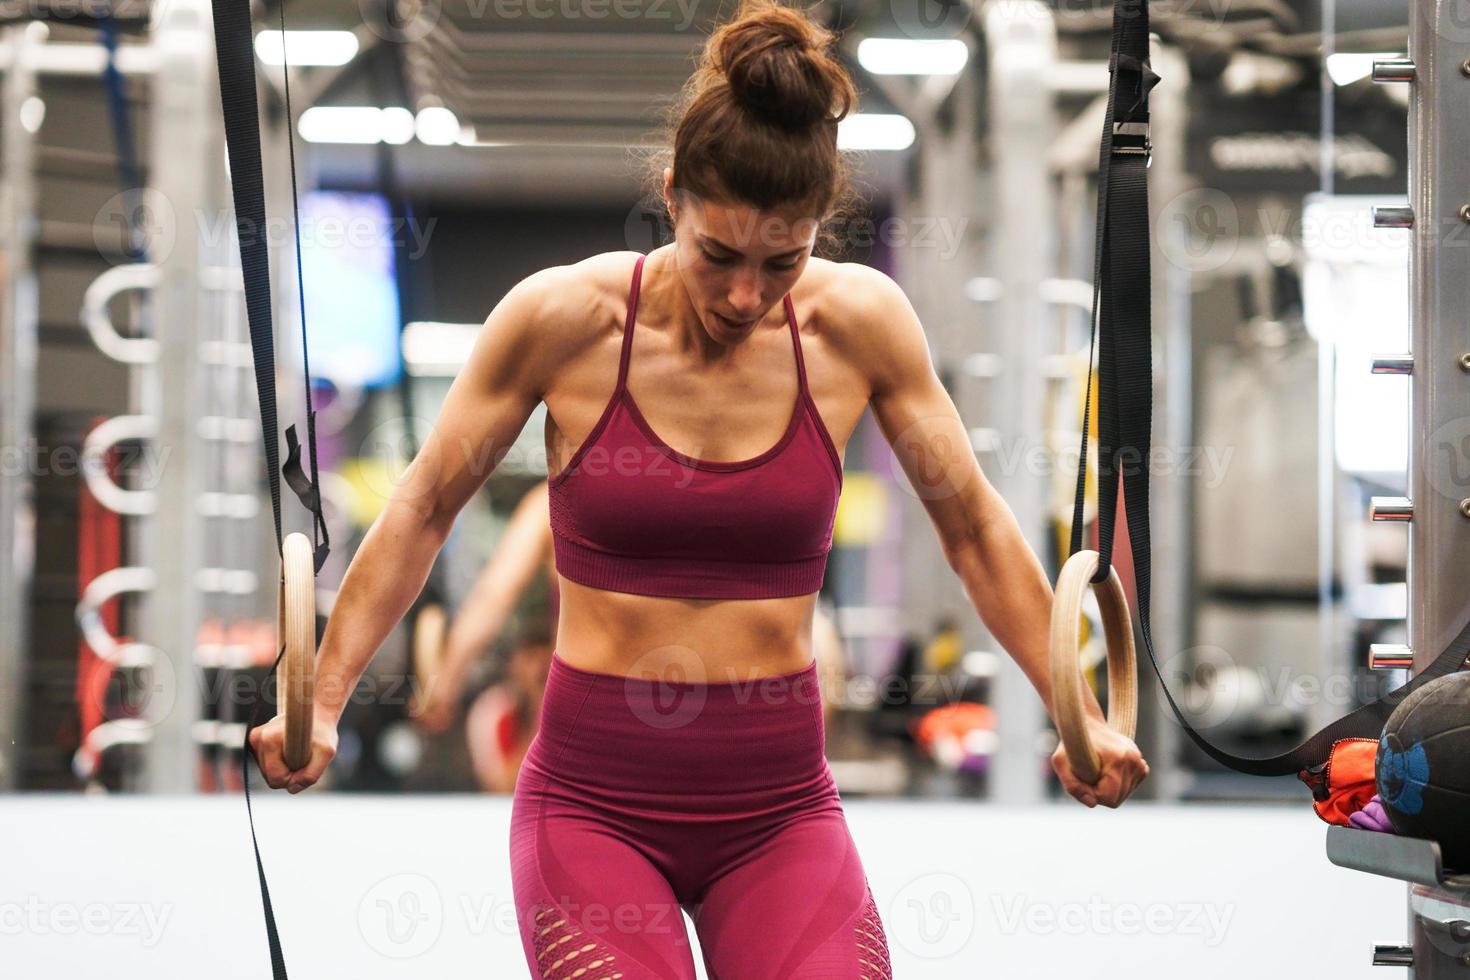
642,0,867,257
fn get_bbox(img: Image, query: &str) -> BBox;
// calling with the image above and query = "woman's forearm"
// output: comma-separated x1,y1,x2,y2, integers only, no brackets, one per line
947,501,1106,726
313,500,449,726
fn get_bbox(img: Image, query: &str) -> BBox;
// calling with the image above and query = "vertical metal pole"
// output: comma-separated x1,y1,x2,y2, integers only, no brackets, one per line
1409,0,1470,671
0,23,42,790
1141,42,1191,801
1404,1,1470,975
138,0,214,791
895,115,961,654
982,0,1055,803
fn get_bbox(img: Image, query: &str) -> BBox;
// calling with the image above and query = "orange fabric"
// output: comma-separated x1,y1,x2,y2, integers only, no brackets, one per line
1302,738,1379,826
76,422,122,753
911,702,995,751
1092,490,1137,612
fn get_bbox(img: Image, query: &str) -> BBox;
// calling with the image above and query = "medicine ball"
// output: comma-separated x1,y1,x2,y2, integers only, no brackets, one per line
1376,670,1470,872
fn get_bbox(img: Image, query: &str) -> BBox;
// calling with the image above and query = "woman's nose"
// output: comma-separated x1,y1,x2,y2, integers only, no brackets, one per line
727,271,763,313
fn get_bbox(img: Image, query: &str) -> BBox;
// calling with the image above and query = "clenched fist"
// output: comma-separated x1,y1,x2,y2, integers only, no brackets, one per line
247,710,339,794
1051,717,1149,808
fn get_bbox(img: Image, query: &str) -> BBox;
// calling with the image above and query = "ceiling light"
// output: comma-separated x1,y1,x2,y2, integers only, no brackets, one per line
857,38,968,76
255,30,359,68
298,106,417,145
838,113,916,151
415,106,462,146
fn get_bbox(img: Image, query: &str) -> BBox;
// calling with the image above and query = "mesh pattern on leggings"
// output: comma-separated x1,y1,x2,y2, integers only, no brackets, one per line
855,888,892,979
531,902,626,979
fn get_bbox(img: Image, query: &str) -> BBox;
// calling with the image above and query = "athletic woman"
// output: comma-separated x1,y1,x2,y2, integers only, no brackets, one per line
249,3,1149,976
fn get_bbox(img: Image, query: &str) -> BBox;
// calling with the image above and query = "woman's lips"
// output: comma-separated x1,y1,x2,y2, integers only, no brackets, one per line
716,313,754,330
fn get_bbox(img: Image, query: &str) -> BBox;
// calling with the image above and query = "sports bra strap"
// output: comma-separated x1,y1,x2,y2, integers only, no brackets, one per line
783,293,810,395
615,253,645,392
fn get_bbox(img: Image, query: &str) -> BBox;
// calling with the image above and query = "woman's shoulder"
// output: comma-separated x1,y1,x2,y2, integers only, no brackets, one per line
506,250,644,361
560,249,645,293
516,249,641,320
794,256,913,363
797,254,901,318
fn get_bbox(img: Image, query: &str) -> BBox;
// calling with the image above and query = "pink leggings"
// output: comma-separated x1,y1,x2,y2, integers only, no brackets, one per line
509,651,893,979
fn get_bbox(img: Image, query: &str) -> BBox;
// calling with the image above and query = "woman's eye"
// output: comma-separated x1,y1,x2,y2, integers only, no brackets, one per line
701,249,798,271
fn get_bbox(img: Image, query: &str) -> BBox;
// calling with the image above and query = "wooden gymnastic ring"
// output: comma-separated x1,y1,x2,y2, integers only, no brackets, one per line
410,602,447,716
1049,549,1138,786
279,532,316,771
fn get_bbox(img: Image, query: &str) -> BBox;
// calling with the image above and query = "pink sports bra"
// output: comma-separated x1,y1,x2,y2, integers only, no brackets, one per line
547,254,843,600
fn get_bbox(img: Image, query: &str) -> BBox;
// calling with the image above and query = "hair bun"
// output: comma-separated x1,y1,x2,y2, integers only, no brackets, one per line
717,4,848,130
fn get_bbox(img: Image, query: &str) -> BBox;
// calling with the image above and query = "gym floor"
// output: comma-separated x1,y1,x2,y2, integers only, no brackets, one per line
6,796,1403,978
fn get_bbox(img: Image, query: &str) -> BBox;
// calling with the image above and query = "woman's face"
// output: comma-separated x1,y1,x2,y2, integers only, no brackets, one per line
662,168,817,345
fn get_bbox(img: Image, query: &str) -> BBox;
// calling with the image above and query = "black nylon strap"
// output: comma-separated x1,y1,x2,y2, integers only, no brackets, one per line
210,1,332,974
210,1,293,974
274,0,330,574
283,426,329,572
1069,0,1470,779
211,0,282,551
238,681,290,980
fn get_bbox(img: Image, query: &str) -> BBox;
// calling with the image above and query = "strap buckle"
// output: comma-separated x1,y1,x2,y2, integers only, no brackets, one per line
1112,120,1152,167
